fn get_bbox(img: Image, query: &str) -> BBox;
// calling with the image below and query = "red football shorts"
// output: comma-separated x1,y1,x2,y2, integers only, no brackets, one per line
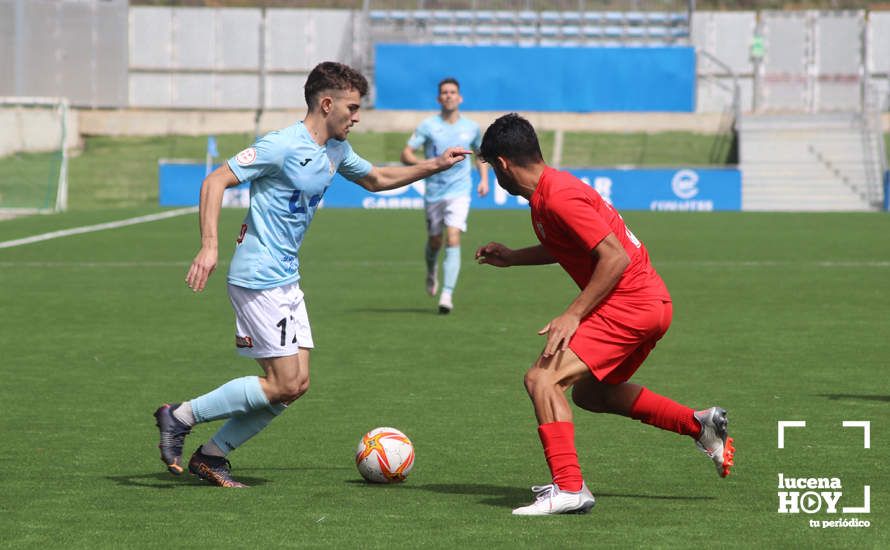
569,300,672,384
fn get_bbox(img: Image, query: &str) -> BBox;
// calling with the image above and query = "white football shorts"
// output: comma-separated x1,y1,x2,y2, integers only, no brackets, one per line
227,281,314,359
425,195,471,236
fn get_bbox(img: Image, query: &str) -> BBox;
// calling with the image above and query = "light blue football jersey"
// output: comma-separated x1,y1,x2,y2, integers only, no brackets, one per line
226,122,372,290
407,115,481,203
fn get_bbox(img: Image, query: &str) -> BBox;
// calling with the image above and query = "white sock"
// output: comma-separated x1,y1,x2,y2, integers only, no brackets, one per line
201,439,227,458
172,401,196,427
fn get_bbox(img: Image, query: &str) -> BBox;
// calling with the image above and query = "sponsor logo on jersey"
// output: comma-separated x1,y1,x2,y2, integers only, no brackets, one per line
236,147,257,166
235,335,254,348
299,158,312,166
329,158,335,175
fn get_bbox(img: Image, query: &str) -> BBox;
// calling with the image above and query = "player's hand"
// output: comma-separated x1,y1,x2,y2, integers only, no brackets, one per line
538,312,581,358
186,246,218,292
477,178,490,198
475,242,513,267
435,147,473,171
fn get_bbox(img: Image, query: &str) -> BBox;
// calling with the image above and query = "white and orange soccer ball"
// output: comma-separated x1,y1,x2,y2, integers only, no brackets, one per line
355,427,415,483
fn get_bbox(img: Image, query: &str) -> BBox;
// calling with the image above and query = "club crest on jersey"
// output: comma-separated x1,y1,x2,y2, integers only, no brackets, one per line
235,335,254,348
236,147,257,166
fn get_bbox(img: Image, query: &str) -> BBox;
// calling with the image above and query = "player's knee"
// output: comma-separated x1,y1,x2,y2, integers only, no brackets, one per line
275,375,310,402
523,367,554,397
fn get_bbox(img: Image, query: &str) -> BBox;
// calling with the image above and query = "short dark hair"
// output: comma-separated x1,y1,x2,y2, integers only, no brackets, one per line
304,62,369,110
480,113,544,167
438,77,460,93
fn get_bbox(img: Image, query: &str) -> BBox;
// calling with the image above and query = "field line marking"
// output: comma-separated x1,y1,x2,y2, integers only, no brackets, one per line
0,207,198,250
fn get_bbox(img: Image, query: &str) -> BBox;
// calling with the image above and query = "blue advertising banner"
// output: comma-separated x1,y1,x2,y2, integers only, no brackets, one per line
160,162,740,212
375,44,696,112
159,161,250,208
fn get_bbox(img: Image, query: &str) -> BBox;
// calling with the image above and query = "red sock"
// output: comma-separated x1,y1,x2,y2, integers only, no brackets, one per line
629,387,701,438
538,421,583,492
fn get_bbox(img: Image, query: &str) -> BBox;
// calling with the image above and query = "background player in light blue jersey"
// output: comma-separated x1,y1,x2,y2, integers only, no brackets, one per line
154,62,470,487
401,78,489,314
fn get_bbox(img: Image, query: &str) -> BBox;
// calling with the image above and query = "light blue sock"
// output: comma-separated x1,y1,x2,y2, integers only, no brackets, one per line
443,246,461,294
190,376,270,424
210,403,288,455
425,242,440,274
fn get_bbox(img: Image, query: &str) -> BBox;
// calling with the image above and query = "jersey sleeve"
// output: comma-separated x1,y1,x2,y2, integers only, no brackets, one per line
548,188,613,252
406,121,429,149
336,141,373,182
227,133,286,183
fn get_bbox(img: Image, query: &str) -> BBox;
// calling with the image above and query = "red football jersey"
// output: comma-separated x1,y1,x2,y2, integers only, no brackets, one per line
529,167,670,307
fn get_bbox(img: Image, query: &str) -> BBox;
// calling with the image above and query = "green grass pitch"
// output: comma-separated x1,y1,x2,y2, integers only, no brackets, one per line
0,208,888,548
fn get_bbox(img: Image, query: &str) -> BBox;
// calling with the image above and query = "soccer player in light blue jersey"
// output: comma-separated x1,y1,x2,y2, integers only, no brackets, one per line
401,78,489,314
154,62,471,487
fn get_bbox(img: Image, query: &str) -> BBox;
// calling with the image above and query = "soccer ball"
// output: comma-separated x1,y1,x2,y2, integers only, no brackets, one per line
355,427,415,483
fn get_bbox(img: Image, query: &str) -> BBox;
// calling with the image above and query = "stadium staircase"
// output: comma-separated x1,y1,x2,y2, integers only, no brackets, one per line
738,113,886,211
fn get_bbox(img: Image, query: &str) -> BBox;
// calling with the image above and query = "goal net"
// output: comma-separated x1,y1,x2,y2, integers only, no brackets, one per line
0,97,70,213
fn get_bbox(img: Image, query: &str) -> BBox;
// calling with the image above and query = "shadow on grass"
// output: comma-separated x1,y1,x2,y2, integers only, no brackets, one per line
345,481,713,508
107,472,270,489
818,394,890,402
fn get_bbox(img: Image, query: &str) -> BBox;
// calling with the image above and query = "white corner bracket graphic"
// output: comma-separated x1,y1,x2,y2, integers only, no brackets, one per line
777,421,807,449
842,485,871,514
841,421,871,449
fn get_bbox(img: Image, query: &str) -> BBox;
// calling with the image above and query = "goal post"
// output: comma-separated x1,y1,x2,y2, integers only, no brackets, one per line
0,97,71,213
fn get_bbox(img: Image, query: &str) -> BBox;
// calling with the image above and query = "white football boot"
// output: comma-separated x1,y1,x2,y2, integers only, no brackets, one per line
694,407,735,478
511,482,596,516
437,290,453,315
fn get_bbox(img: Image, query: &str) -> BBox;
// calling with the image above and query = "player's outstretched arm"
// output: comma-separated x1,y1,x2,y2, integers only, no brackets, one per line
186,163,241,292
476,242,556,267
355,146,471,192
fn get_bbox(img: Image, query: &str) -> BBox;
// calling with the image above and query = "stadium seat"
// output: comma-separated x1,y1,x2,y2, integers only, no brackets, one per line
562,26,581,39
432,11,452,24
670,13,690,25
369,10,388,23
541,11,561,24
431,25,452,37
389,10,409,22
583,26,603,39
517,25,537,38
540,25,560,38
671,26,690,38
603,26,624,38
583,12,604,25
455,10,473,24
474,11,495,24
647,12,670,25
626,27,646,38
604,12,624,24
647,26,669,38
475,25,496,37
411,10,432,24
562,11,582,24
494,11,516,25
518,11,538,25
626,12,647,26
453,25,472,37
495,26,516,38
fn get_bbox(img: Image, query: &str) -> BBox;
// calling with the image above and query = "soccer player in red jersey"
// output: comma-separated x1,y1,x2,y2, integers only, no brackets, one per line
475,113,735,515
